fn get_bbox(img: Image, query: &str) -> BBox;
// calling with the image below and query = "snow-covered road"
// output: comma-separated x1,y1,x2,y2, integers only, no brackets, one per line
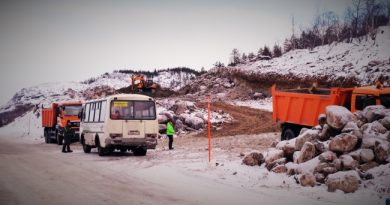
0,133,385,205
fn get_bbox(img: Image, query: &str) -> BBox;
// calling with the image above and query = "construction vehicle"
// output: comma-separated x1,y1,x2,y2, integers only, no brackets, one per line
272,82,390,140
42,101,82,144
131,74,157,93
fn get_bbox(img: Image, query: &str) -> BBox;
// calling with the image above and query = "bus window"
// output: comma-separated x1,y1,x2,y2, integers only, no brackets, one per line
355,95,376,110
134,101,156,120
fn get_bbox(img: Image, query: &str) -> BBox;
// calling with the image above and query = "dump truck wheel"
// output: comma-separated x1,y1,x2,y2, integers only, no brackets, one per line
44,130,49,143
282,128,296,141
120,148,127,153
56,132,63,145
83,143,91,153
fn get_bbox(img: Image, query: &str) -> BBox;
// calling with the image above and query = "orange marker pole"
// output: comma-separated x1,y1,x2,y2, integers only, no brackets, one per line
208,95,211,163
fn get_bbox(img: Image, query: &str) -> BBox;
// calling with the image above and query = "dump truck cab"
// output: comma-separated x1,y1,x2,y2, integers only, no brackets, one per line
351,85,390,112
42,101,82,144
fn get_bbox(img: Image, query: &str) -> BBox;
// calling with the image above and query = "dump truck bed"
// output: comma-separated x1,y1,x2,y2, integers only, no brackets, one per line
271,85,353,127
42,107,56,128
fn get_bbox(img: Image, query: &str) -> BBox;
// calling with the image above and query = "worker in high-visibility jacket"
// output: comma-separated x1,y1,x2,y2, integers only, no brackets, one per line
166,119,175,150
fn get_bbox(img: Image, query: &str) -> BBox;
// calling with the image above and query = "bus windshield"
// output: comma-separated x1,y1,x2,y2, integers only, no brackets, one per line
110,100,156,120
64,105,82,116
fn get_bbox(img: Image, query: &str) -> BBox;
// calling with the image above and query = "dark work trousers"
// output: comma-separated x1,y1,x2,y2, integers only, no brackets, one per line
167,135,173,149
62,135,71,152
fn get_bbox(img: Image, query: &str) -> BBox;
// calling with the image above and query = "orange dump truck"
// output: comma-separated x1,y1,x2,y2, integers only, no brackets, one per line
272,84,390,140
42,101,82,144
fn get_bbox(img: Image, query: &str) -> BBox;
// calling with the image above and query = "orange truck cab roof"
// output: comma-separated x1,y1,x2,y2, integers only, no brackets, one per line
352,86,390,95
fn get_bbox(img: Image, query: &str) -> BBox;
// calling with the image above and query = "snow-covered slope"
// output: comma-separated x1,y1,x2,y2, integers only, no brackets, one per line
0,69,197,127
237,26,390,85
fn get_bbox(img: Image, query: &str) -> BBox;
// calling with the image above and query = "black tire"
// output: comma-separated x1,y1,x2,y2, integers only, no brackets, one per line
282,128,296,141
81,137,91,153
133,147,147,156
44,130,49,143
96,139,109,156
120,148,127,153
56,131,63,145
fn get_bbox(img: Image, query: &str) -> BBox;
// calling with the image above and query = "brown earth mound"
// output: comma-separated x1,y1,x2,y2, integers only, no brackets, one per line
195,102,279,137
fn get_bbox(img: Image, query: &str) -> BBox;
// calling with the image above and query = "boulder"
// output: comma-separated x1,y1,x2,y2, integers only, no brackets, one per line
266,158,287,170
296,156,321,174
379,116,390,130
184,116,205,130
271,164,287,173
297,142,316,164
285,162,299,176
200,85,207,91
349,149,375,163
326,105,355,130
158,114,169,124
361,136,388,149
361,121,387,137
314,162,331,173
341,121,363,139
329,133,358,153
362,105,386,123
295,129,320,151
263,149,284,165
158,124,167,134
172,101,188,115
318,124,334,141
314,141,328,155
374,142,390,163
331,158,342,171
293,151,301,164
276,138,296,157
326,170,360,193
319,151,337,163
175,119,184,131
315,173,325,183
353,110,367,128
322,167,338,176
300,173,316,187
359,161,379,171
339,155,359,170
242,152,264,166
318,114,327,128
252,92,264,99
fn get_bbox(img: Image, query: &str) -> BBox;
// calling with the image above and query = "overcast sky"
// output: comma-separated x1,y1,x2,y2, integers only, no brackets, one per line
0,0,352,105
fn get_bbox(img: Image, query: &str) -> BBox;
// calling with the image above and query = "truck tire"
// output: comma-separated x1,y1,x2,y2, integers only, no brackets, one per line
133,147,147,156
282,128,296,141
120,148,127,153
56,131,63,145
44,130,49,143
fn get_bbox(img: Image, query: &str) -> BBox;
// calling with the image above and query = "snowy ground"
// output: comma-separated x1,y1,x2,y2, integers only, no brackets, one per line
227,98,273,112
0,129,387,205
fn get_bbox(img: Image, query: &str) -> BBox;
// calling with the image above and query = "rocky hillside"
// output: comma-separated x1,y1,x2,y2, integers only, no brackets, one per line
179,26,390,100
0,69,198,127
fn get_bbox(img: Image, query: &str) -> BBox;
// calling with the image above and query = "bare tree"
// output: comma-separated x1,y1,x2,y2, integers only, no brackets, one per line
229,48,240,66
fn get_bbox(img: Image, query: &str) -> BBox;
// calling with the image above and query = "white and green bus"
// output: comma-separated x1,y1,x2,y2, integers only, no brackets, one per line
80,94,158,156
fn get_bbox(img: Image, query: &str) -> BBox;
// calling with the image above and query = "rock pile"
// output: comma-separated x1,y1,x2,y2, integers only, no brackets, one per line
243,105,390,193
157,99,233,135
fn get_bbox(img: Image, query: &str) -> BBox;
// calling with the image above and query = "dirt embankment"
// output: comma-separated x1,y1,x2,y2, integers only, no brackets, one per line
195,102,280,138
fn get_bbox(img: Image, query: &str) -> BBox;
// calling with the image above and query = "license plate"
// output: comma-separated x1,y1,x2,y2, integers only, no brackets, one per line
128,130,140,135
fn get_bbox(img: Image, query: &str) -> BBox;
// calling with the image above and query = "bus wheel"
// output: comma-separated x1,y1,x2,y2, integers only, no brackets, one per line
133,147,147,156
